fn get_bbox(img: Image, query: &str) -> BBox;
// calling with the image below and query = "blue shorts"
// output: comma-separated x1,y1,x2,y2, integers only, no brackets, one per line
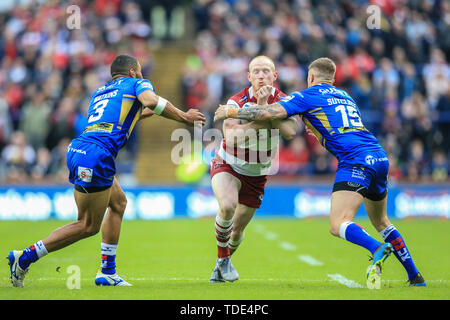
334,150,389,200
66,138,115,189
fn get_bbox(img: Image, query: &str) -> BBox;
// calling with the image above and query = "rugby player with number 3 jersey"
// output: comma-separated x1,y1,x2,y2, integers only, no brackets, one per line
209,56,299,283
7,55,206,287
214,57,425,288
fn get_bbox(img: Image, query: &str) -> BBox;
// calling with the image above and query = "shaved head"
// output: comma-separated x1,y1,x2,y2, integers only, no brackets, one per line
249,55,276,73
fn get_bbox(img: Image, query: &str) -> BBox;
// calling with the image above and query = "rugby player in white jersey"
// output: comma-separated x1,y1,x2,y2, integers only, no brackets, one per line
209,56,299,282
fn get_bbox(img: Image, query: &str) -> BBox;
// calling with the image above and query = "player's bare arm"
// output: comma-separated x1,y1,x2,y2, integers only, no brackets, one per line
270,116,298,140
138,90,205,126
223,118,271,145
214,102,287,122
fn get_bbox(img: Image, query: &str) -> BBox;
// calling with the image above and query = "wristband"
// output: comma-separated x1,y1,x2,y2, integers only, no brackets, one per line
227,107,238,118
154,97,168,115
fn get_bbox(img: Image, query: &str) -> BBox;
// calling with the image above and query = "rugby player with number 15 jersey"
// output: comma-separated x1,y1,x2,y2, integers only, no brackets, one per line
214,57,425,288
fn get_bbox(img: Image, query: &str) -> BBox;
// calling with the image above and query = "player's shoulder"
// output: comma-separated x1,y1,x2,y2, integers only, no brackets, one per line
273,87,287,98
311,83,351,98
280,89,306,103
227,87,250,108
112,77,154,92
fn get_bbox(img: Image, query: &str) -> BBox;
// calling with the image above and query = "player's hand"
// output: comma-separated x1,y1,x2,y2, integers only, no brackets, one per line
214,105,228,122
255,85,272,105
305,126,317,140
184,108,206,126
139,108,155,121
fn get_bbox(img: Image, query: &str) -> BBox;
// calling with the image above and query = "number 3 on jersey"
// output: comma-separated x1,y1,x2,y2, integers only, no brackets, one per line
335,104,363,127
88,99,109,123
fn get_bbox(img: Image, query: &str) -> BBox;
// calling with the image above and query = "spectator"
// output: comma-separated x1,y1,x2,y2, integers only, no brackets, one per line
18,91,51,150
1,131,35,183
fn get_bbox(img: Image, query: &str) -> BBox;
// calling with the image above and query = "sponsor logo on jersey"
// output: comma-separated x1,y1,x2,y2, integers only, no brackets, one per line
365,155,375,165
67,147,87,155
365,155,388,166
282,95,295,102
78,167,93,183
318,87,350,98
137,80,154,91
243,102,257,108
347,181,362,188
238,95,248,103
351,167,366,180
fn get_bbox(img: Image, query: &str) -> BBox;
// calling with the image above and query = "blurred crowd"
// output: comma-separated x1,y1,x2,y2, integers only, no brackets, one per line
0,0,448,185
184,0,450,183
0,0,154,184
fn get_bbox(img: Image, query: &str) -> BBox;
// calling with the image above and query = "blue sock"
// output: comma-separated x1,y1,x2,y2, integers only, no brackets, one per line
340,222,381,254
380,225,419,280
18,240,48,269
101,243,118,275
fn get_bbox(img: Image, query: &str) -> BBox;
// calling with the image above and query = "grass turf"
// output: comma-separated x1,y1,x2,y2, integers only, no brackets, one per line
0,218,448,300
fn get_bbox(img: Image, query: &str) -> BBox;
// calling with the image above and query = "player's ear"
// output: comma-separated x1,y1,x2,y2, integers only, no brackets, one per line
247,72,251,82
272,71,279,81
129,68,136,78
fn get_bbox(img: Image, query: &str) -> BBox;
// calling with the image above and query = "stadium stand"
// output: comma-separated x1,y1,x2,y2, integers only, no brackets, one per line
0,0,448,185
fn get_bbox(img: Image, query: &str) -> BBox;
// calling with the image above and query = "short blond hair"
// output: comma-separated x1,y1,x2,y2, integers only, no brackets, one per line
249,55,276,72
308,57,336,81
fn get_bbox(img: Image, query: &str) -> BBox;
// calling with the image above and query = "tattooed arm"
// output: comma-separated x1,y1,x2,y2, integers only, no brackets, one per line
214,102,288,122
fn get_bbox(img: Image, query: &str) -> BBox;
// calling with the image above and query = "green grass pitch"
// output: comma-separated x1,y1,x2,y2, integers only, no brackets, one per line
0,218,449,300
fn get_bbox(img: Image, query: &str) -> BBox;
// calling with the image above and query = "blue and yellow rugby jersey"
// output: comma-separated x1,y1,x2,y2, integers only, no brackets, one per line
78,77,154,157
278,83,384,164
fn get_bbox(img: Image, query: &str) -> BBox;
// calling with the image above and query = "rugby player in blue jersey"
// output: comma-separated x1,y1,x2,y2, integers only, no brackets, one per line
7,55,206,287
214,57,425,288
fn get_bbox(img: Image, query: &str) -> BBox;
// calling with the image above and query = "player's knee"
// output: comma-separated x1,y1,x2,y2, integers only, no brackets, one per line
110,194,127,214
220,201,237,218
329,223,342,238
330,224,339,237
116,195,128,213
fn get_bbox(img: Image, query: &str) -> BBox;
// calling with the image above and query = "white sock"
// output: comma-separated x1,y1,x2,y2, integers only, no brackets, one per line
379,225,396,241
35,240,48,258
339,221,353,240
101,242,118,256
229,232,244,253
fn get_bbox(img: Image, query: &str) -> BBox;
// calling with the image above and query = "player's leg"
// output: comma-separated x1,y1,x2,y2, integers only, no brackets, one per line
95,178,132,286
229,204,257,255
330,187,393,289
329,189,381,255
44,188,111,251
210,170,241,282
7,187,111,287
364,195,426,286
211,171,241,258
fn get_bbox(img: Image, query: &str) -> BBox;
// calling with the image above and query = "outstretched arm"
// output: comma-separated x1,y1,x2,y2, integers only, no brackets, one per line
214,102,288,122
138,90,205,126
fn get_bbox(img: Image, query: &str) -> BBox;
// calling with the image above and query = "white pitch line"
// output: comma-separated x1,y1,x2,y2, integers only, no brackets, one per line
298,254,324,266
327,273,364,288
279,241,297,251
264,231,279,241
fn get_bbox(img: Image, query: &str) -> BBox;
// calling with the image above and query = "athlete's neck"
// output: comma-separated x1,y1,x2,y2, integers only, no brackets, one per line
112,75,126,81
308,80,334,88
